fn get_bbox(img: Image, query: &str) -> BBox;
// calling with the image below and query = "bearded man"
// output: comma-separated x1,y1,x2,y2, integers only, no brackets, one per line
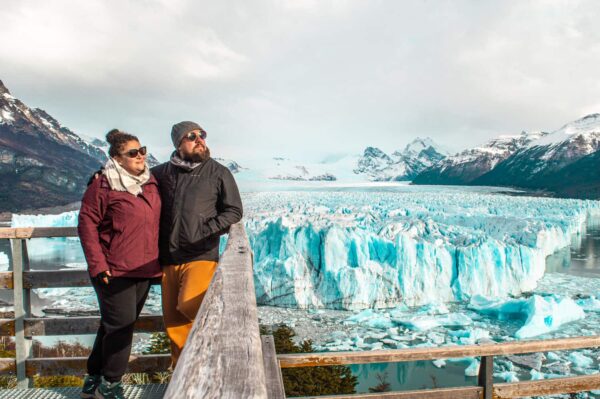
151,121,243,366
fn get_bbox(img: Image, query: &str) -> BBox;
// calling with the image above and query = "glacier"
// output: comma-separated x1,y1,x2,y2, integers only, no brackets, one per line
245,190,600,309
9,188,600,310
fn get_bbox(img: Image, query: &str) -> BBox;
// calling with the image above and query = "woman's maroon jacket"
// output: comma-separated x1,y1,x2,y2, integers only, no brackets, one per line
78,174,162,279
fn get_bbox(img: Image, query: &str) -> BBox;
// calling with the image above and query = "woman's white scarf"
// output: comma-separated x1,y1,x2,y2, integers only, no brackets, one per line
102,158,150,196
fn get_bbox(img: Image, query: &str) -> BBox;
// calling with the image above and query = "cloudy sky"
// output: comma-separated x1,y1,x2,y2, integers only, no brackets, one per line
1,0,599,162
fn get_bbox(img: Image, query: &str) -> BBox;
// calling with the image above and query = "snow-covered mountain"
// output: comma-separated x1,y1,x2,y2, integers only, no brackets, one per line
0,80,107,212
413,114,600,198
214,157,245,174
85,135,160,167
413,131,549,185
475,114,600,189
232,137,448,183
353,137,449,181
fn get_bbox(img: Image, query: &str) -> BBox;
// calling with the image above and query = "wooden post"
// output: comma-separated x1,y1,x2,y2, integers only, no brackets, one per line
11,238,32,388
478,355,493,399
261,335,286,399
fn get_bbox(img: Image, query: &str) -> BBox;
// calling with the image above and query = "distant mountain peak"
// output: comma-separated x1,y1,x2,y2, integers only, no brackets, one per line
559,113,600,133
0,80,10,95
363,146,391,160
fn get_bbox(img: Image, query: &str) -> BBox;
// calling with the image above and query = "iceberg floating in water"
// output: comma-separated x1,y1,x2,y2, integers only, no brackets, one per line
468,294,585,338
515,296,585,339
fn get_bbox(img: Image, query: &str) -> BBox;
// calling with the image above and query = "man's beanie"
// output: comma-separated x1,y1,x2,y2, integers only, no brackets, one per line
171,121,204,148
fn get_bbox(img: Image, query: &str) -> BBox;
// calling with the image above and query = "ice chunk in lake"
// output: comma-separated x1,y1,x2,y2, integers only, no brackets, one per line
392,312,472,331
568,352,594,369
576,296,600,312
469,294,585,338
516,296,585,339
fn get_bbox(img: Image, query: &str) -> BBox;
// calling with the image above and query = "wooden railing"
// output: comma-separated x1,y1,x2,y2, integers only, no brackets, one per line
0,223,285,398
164,222,285,398
277,336,600,398
1,225,599,398
0,226,170,389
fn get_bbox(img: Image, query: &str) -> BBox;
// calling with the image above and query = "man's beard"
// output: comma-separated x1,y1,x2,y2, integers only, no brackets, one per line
182,146,210,163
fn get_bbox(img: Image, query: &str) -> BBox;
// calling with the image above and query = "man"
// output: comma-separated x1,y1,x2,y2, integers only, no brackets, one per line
151,121,243,366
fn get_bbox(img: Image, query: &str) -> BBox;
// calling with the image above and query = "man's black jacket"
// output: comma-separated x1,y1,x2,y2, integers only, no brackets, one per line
151,158,243,265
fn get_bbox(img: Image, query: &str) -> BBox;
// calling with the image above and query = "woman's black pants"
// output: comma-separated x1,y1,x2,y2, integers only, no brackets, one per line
88,276,151,382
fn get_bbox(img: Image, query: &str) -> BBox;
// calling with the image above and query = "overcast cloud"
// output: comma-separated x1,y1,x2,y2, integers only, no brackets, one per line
1,0,599,162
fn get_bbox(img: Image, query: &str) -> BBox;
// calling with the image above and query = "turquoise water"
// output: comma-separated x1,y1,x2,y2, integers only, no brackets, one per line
351,360,477,394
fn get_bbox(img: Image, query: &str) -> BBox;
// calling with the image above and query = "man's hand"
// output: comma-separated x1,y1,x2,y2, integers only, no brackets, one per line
97,270,112,285
87,169,103,186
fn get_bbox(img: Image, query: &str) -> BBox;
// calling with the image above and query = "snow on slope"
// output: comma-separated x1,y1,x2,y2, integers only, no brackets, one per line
532,113,600,147
528,113,600,162
443,131,547,170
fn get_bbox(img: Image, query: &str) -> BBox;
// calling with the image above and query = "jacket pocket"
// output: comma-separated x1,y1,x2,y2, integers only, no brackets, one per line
179,215,206,249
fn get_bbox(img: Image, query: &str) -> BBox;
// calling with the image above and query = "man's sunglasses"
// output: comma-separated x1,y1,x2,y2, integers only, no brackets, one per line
120,146,147,158
184,131,207,142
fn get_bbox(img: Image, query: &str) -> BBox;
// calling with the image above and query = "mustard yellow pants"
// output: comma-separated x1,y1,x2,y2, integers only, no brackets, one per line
161,260,218,367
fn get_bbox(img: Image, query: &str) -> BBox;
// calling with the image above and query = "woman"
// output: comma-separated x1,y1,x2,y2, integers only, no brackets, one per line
78,129,161,399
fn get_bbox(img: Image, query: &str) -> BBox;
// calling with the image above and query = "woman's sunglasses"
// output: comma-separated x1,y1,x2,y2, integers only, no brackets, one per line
120,146,147,158
185,131,207,141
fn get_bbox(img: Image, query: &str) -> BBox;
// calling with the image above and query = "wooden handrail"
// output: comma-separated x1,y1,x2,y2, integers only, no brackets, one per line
0,226,171,389
0,227,78,239
277,335,600,367
0,315,165,337
164,222,269,398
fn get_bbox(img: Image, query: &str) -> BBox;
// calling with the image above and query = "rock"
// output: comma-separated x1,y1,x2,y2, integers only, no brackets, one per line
506,353,545,371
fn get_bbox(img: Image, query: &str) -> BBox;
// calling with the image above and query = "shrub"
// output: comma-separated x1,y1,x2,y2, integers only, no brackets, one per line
268,325,357,396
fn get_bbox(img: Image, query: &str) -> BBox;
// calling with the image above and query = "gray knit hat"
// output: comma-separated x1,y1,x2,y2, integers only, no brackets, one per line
171,121,205,147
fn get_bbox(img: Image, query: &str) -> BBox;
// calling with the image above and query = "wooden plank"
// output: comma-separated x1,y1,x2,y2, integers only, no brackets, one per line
0,227,78,239
0,358,16,374
12,239,31,388
278,335,600,368
478,355,493,399
494,374,600,398
23,270,91,288
0,272,13,289
0,319,15,336
164,223,268,399
294,386,483,399
0,228,33,239
25,354,171,376
23,315,164,336
261,335,286,399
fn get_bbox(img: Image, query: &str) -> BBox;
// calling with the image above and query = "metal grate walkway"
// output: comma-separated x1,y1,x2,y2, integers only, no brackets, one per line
0,384,167,399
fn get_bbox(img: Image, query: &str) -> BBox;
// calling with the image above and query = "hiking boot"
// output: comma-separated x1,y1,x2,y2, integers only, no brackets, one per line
95,377,125,399
80,374,101,398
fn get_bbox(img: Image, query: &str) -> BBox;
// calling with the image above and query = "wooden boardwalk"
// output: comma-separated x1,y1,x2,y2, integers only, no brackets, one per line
0,384,166,398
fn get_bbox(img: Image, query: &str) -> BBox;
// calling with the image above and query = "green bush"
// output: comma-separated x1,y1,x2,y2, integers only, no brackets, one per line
268,325,357,397
143,332,171,355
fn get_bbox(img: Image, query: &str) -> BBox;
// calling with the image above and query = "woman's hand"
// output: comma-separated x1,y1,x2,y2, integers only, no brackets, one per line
97,270,112,285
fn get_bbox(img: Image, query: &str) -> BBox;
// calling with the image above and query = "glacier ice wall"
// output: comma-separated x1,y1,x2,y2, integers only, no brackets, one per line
245,191,600,309
10,189,600,310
